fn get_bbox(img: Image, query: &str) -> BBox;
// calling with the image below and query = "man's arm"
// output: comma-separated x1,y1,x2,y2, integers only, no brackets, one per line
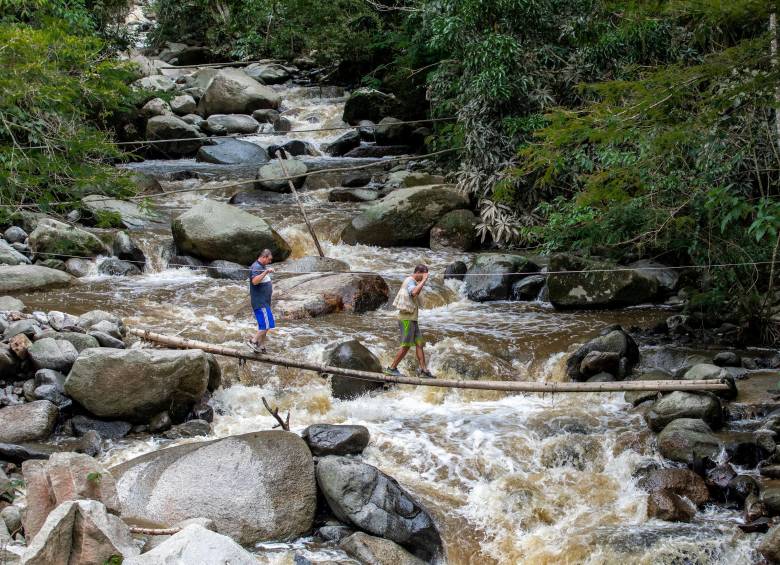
409,273,429,297
251,267,273,285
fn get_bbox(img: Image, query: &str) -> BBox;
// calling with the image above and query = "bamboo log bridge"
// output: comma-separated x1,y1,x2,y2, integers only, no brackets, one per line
129,328,732,394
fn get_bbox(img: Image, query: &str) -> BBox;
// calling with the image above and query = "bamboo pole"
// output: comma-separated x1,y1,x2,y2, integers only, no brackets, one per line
276,148,325,258
128,329,731,394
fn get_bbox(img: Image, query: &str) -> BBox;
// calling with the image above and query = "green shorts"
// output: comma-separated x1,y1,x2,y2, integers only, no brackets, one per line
399,320,424,347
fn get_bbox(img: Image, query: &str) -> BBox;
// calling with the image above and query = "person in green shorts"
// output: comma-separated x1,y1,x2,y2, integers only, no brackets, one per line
384,264,434,378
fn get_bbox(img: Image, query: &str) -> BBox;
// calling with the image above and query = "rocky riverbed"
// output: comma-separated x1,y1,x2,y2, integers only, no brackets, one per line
2,14,780,564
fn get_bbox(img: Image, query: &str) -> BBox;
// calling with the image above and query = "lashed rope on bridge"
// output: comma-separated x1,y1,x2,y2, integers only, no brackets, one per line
128,328,732,394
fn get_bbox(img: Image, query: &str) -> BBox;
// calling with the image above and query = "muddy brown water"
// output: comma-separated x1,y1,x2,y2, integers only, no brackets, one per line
14,85,765,563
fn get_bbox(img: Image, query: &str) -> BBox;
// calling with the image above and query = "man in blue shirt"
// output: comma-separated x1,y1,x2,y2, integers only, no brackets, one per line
247,249,275,353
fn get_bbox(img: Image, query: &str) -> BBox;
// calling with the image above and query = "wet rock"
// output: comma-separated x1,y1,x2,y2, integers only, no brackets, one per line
72,415,132,440
344,144,412,158
627,260,679,295
274,116,292,132
145,115,205,156
374,117,410,145
760,524,780,563
77,310,125,334
170,94,196,115
98,257,143,276
125,524,256,565
723,431,775,467
252,108,280,124
245,62,291,84
206,259,246,281
167,254,204,269
713,351,741,367
196,138,269,165
22,452,121,540
0,239,30,266
113,232,146,267
462,254,540,302
162,418,211,439
444,261,468,281
203,113,260,135
301,424,370,456
172,200,291,264
357,119,375,140
580,351,621,378
5,318,40,340
324,130,361,156
343,88,399,125
566,327,639,382
45,310,78,332
205,353,221,391
540,433,601,470
64,257,93,277
329,187,379,202
0,296,25,312
21,499,138,564
547,254,659,309
89,331,126,348
342,185,469,247
657,418,722,465
148,411,172,433
762,485,780,516
316,456,441,560
511,274,546,301
430,209,478,251
255,159,308,192
638,467,709,506
0,442,48,464
4,226,28,244
0,400,58,443
113,430,316,544
179,113,204,128
681,363,737,400
728,475,759,505
0,344,18,379
339,532,426,565
130,171,163,195
284,255,350,274
647,489,696,522
9,333,33,360
645,391,722,432
197,68,280,116
323,339,384,399
27,218,106,258
587,372,615,382
341,171,372,188
83,195,160,230
33,384,70,408
1,505,21,535
0,265,74,293
65,348,209,422
269,139,318,158
274,273,389,319
140,97,171,118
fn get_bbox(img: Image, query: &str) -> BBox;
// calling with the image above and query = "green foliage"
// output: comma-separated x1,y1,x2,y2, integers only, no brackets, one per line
87,471,103,483
0,19,138,224
103,555,123,565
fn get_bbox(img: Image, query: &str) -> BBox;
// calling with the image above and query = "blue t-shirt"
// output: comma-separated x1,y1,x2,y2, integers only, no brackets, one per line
249,261,272,309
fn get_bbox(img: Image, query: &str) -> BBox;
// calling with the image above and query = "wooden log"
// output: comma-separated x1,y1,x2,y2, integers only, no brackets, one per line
128,328,731,394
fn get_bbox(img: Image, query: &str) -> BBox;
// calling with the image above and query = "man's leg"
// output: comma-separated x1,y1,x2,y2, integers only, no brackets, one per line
390,346,410,369
415,344,427,371
255,329,268,346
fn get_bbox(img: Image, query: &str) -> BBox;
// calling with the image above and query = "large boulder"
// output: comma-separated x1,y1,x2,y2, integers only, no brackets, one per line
645,391,723,432
197,68,281,116
28,218,106,258
0,239,30,266
172,200,291,264
170,94,197,115
20,500,138,565
341,185,469,247
112,431,316,544
273,273,389,319
324,339,384,399
0,265,74,293
145,115,205,156
22,452,121,540
628,260,679,294
565,327,639,381
202,114,260,135
324,130,361,156
255,159,308,192
27,338,78,372
624,369,675,406
657,418,722,465
316,456,441,561
646,490,696,522
284,255,350,274
196,138,269,165
82,196,160,229
761,524,780,563
430,209,478,251
343,88,399,125
124,524,257,565
546,254,660,309
65,348,209,422
374,117,410,145
638,467,709,506
340,532,426,565
244,62,291,85
301,424,370,456
0,401,58,443
463,254,539,302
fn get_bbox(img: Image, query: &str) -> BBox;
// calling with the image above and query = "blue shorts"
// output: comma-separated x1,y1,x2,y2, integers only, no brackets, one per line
254,307,275,330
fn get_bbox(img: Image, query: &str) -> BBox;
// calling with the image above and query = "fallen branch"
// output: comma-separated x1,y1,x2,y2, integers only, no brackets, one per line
262,397,290,431
129,526,181,535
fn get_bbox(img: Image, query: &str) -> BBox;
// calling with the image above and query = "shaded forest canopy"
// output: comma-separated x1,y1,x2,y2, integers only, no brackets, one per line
1,0,779,338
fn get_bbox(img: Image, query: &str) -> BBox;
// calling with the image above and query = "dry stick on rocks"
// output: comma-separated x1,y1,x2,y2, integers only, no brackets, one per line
261,397,290,431
277,147,325,258
129,526,182,536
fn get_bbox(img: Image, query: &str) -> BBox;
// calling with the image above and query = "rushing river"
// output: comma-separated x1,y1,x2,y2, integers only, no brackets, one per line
14,84,762,563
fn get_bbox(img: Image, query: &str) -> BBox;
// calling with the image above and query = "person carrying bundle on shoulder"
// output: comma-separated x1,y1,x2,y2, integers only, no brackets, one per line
384,264,434,378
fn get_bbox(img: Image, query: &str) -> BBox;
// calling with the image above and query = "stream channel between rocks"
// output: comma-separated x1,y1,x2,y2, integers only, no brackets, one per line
12,81,766,564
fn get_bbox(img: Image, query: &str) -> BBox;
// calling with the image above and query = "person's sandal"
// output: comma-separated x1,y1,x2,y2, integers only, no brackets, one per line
417,369,435,379
246,339,267,354
383,367,402,376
